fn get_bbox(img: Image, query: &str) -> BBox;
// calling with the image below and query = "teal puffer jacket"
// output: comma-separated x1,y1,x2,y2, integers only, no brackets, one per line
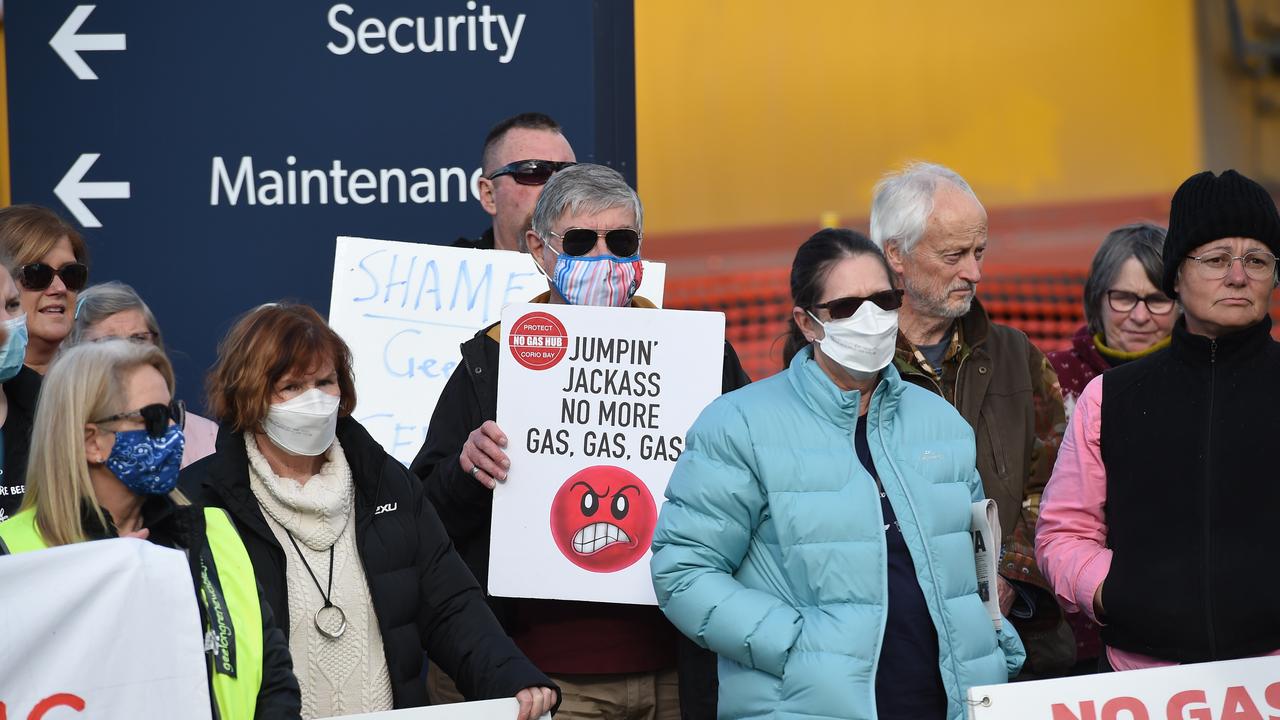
651,347,1024,720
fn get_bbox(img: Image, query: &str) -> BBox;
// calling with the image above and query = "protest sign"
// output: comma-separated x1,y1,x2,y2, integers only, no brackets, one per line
327,698,548,719
328,237,666,464
488,303,724,605
0,538,211,719
967,655,1280,720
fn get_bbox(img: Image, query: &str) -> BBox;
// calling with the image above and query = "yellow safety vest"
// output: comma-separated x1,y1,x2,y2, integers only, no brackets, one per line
0,507,265,720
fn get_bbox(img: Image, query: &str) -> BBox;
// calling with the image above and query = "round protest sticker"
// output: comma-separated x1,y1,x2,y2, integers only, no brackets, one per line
549,465,658,573
509,311,569,370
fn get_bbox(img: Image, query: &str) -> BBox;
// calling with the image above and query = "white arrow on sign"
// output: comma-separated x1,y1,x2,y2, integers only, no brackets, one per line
54,154,130,229
50,5,126,80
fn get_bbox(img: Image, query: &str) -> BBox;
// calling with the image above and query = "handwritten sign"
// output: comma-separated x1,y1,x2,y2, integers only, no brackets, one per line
967,655,1280,720
327,698,549,719
0,539,211,719
328,237,666,464
489,303,724,605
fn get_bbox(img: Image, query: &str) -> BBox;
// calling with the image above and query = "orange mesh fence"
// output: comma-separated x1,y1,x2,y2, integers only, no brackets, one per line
664,266,1090,381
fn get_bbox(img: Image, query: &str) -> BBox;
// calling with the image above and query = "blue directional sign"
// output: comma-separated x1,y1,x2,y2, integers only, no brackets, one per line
6,1,636,408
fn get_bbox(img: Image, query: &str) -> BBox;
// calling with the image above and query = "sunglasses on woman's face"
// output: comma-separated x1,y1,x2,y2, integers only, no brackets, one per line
92,399,186,438
548,228,642,258
18,261,88,292
811,289,905,319
487,159,576,186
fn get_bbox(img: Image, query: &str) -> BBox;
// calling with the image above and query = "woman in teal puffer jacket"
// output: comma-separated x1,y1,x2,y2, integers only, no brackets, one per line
651,229,1023,720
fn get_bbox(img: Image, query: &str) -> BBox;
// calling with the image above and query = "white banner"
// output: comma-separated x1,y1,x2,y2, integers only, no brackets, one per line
967,655,1280,720
329,237,666,465
0,538,212,719
489,303,724,605
327,697,549,719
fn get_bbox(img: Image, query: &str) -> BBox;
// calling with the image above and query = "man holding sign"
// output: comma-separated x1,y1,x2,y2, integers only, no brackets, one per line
411,165,749,719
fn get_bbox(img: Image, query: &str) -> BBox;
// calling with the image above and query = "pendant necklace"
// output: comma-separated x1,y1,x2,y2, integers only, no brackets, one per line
285,533,347,639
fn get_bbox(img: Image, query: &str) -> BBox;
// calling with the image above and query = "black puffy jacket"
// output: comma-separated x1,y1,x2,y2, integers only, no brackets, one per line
179,417,556,710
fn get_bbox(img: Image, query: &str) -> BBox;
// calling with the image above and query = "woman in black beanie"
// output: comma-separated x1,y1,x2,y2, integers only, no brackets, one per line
1037,169,1280,672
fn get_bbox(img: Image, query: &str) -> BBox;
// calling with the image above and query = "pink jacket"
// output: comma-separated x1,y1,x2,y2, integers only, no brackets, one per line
1036,376,1280,671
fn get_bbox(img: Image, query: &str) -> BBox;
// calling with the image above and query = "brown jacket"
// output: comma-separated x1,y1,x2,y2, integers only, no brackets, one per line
894,299,1073,673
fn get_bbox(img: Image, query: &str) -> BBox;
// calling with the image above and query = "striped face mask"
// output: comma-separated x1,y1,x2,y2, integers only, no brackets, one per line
548,249,644,307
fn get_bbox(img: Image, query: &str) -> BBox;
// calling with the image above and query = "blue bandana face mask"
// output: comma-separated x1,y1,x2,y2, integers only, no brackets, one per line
546,248,644,307
0,314,28,383
105,426,185,495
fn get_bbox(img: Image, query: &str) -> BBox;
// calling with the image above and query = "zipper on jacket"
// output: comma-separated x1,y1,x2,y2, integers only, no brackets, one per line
872,404,965,696
1203,339,1218,659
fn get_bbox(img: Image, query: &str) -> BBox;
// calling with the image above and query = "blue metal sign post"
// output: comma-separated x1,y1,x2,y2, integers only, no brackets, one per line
6,0,636,409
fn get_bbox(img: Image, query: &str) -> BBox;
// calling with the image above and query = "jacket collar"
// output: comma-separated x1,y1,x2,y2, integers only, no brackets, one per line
1069,325,1113,373
893,297,992,372
206,417,383,512
786,345,903,431
1170,314,1274,367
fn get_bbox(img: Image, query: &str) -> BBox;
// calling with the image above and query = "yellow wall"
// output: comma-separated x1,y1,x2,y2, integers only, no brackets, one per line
635,1,1202,234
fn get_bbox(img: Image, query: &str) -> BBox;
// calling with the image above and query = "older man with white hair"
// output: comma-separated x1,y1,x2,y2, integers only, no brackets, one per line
870,162,1072,677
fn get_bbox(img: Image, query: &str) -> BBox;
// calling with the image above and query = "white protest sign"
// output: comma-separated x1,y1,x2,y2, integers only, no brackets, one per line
967,655,1280,720
0,538,212,719
489,303,724,605
326,697,549,719
329,236,666,465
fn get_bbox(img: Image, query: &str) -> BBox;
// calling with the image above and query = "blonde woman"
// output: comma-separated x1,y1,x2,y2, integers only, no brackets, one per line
0,340,300,719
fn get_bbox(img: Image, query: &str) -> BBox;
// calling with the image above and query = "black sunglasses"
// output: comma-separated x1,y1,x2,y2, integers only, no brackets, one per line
19,261,88,292
812,289,905,319
92,400,186,438
487,159,576,186
548,228,642,258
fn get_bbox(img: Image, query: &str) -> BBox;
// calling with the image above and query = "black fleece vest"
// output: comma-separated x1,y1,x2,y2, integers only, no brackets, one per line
1099,317,1280,662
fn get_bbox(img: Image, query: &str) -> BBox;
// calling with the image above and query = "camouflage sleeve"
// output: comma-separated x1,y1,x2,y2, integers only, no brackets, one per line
1027,345,1067,509
999,345,1067,605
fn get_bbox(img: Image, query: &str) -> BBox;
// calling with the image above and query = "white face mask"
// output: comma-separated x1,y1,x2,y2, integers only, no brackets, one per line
808,301,900,375
263,388,340,457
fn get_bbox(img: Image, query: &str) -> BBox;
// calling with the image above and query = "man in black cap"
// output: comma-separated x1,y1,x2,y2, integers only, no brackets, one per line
1037,169,1280,671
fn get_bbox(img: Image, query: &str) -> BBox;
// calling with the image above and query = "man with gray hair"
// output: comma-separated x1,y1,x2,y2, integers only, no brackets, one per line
870,162,1072,677
414,164,749,718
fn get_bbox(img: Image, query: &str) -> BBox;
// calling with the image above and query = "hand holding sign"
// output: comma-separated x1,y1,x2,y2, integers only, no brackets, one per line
461,421,511,489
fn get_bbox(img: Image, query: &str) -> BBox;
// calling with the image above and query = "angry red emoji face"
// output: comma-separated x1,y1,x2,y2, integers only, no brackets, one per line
549,465,657,573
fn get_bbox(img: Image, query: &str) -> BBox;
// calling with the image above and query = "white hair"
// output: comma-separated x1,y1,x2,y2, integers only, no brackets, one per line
869,162,983,255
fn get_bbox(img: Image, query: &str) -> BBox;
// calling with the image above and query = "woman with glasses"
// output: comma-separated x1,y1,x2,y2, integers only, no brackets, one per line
0,205,89,521
1048,224,1178,420
1043,224,1176,671
651,229,1023,720
68,281,219,467
179,303,557,720
0,339,301,719
1038,170,1280,672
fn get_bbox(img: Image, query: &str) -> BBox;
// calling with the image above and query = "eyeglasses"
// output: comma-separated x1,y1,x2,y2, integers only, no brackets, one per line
1106,290,1175,315
1185,250,1278,281
548,228,642,258
91,331,158,345
487,159,576,186
18,261,88,292
92,400,185,438
812,289,905,319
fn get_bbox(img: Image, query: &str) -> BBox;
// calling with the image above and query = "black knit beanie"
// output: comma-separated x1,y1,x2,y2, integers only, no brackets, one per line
1163,169,1280,297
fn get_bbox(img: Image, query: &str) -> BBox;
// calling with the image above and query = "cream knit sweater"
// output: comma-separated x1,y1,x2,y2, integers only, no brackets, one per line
246,435,394,719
